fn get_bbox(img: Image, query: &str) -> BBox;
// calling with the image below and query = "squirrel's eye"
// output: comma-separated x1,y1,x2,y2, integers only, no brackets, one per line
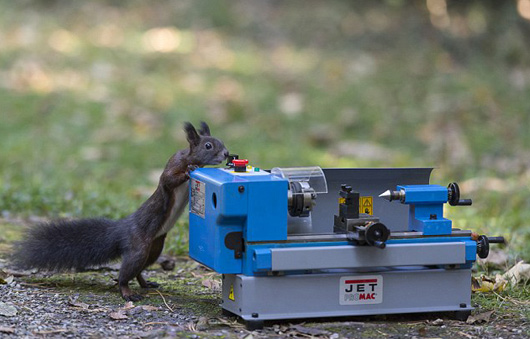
205,142,213,150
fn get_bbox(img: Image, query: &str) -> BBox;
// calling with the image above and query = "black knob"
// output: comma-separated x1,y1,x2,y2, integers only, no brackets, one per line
448,182,472,206
476,235,489,258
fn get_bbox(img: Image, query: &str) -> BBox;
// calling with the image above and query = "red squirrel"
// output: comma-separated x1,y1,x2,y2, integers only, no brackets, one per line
13,122,228,301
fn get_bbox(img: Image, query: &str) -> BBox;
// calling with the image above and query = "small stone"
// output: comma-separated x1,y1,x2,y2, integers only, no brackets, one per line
0,302,17,317
431,318,444,326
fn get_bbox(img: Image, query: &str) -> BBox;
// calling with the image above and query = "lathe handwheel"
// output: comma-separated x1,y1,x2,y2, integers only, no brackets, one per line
365,222,390,249
476,235,490,259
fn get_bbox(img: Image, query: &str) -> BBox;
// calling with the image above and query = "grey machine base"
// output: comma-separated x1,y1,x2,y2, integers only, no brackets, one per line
221,268,472,326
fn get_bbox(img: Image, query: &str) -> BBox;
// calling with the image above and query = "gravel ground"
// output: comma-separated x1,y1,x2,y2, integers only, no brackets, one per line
0,259,246,338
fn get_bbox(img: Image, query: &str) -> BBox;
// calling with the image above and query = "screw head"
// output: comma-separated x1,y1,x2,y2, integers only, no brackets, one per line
238,185,245,193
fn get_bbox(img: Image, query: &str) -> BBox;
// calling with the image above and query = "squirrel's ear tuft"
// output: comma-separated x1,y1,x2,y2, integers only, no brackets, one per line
184,122,200,146
198,121,211,136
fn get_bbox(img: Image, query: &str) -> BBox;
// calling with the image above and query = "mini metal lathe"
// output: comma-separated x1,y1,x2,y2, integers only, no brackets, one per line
188,155,504,329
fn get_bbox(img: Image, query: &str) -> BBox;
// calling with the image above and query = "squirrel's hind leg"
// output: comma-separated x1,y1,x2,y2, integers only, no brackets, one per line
118,245,151,301
137,274,159,288
136,234,167,289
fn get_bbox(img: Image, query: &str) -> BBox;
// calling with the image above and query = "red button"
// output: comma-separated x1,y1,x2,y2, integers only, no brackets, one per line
233,159,249,166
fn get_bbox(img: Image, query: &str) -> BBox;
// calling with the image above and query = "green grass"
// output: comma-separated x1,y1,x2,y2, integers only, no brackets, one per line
472,285,530,334
0,0,529,257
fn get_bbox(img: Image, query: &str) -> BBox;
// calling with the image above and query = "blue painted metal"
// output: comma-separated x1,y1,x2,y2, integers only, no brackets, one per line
397,184,452,235
189,168,288,274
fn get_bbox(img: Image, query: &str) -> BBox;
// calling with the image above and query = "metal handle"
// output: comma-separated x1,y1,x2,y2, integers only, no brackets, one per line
487,236,506,244
476,235,506,258
456,199,472,206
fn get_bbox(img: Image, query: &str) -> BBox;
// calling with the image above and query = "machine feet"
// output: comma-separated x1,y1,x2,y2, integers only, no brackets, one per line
221,308,264,330
245,320,264,330
453,310,472,321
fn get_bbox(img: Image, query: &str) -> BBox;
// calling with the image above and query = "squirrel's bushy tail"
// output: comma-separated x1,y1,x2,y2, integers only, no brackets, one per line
13,218,122,271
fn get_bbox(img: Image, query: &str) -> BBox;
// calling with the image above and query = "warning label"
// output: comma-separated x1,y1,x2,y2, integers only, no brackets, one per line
360,196,373,215
339,275,383,305
228,284,235,301
190,179,206,218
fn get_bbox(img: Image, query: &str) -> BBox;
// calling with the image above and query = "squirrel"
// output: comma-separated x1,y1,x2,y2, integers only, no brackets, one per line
13,121,229,301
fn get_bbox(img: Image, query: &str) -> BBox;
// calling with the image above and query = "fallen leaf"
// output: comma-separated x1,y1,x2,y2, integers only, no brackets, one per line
0,326,15,334
0,270,14,285
140,305,159,312
503,261,530,286
3,269,31,277
466,310,494,324
211,317,245,328
493,274,508,292
0,302,17,317
122,301,135,310
202,278,221,291
289,324,330,336
109,310,128,320
471,275,506,293
68,298,89,310
430,318,444,326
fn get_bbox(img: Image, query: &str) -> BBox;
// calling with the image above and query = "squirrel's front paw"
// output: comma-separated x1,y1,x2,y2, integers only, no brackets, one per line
186,164,199,178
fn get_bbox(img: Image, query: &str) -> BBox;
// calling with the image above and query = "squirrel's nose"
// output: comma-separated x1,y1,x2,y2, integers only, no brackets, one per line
224,150,230,158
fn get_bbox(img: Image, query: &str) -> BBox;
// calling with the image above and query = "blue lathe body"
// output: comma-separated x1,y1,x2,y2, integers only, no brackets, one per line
188,162,500,329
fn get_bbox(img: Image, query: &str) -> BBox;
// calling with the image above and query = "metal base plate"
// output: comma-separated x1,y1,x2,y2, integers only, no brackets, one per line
221,268,472,321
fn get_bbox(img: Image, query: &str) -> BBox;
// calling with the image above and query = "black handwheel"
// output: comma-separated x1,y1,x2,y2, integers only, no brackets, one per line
476,235,490,259
448,182,460,206
365,223,390,248
448,182,472,206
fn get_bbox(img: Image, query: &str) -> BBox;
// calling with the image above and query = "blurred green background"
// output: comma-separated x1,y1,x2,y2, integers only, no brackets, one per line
1,0,529,258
